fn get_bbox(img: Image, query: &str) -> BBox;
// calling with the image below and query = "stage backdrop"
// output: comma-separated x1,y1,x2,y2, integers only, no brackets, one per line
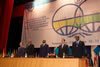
22,0,100,48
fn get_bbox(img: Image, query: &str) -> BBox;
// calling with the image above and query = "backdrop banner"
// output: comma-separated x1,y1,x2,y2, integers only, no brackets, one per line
22,0,100,48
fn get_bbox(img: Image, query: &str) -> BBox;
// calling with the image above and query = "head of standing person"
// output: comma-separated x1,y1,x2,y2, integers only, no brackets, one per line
42,40,46,44
74,36,80,41
28,40,32,44
61,38,65,44
19,42,23,47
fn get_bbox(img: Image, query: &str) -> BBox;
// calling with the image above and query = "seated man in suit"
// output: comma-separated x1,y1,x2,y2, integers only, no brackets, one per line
72,36,85,58
58,38,68,58
16,42,25,57
40,40,49,58
26,40,35,57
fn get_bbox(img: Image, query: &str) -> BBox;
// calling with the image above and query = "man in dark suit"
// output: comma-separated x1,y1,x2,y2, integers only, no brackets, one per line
58,38,68,58
26,40,35,57
40,40,49,58
72,36,85,58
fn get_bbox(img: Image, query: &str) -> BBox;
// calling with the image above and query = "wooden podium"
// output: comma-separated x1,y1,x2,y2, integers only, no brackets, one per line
0,58,87,67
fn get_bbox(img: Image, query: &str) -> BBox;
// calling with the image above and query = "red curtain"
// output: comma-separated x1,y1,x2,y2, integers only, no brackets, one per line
12,4,25,18
0,0,14,53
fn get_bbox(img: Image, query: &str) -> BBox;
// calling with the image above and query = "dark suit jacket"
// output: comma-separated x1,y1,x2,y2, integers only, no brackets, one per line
58,44,68,57
16,47,25,57
40,44,49,57
72,41,85,58
26,44,34,57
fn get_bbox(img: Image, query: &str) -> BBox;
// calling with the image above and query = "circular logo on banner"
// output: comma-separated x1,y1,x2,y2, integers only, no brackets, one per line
52,0,100,37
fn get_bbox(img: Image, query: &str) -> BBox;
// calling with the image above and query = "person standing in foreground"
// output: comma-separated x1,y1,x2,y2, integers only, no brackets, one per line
58,38,68,58
40,40,49,58
72,36,85,58
16,42,25,57
26,40,35,57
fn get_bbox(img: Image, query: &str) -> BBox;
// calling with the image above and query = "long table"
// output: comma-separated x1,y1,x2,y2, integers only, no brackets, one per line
0,58,87,67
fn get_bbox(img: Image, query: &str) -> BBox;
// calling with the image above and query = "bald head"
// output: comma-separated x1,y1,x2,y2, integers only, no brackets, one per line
19,42,23,47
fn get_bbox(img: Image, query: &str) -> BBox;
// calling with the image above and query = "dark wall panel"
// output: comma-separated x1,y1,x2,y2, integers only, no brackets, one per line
7,17,23,49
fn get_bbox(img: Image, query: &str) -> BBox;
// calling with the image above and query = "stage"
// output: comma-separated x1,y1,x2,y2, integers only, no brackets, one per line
0,58,87,67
